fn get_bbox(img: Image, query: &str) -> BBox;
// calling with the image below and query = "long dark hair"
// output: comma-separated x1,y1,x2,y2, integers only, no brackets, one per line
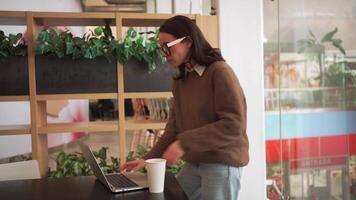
159,15,224,80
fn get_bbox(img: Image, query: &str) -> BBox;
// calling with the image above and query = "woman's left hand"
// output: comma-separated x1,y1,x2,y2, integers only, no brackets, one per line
162,140,184,165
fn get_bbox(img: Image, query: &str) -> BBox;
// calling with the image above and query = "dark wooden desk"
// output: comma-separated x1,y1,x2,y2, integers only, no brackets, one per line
0,172,188,200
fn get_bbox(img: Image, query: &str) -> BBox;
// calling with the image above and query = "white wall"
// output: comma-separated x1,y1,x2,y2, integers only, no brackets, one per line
218,0,266,200
0,102,31,158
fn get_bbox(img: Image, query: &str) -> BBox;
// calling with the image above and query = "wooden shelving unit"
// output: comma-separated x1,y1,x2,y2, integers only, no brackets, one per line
32,12,116,26
0,125,31,135
0,11,218,177
124,92,173,99
36,93,118,101
119,13,195,27
125,120,167,130
37,121,118,134
0,96,30,102
0,11,26,25
0,12,30,137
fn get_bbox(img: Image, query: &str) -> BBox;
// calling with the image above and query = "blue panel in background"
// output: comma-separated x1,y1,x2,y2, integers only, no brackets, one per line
265,110,356,140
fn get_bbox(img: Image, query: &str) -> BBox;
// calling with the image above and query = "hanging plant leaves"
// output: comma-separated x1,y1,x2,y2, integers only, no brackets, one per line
136,35,144,45
94,27,103,36
48,147,119,178
103,24,114,40
331,38,346,55
33,26,165,72
0,31,27,57
321,27,338,43
127,27,137,38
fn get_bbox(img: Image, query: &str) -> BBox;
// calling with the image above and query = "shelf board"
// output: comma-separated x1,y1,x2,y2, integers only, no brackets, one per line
0,125,31,135
124,92,172,99
38,121,118,134
32,12,116,26
37,93,117,101
0,11,26,17
125,119,167,130
120,13,195,27
0,95,29,102
0,11,26,25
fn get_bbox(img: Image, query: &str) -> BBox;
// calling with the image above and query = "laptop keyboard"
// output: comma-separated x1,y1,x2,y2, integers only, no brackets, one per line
105,173,139,188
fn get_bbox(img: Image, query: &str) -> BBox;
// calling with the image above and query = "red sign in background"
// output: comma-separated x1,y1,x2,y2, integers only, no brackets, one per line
266,133,356,165
289,156,347,170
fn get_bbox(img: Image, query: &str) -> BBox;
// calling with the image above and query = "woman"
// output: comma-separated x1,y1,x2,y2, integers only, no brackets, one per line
120,15,249,200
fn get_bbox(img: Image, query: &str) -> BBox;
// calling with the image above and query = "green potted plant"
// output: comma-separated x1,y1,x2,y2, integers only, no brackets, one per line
297,27,346,87
49,144,184,178
48,146,119,178
297,28,355,107
35,26,173,94
35,26,119,94
126,144,184,176
121,28,175,92
0,31,28,96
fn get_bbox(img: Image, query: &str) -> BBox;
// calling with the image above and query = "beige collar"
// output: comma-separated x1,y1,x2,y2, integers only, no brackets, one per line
186,64,206,76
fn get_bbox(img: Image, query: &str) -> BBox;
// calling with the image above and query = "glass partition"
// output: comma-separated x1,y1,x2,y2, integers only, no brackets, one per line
264,0,356,199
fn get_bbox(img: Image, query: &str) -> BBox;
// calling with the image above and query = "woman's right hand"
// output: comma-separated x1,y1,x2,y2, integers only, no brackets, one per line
119,159,146,172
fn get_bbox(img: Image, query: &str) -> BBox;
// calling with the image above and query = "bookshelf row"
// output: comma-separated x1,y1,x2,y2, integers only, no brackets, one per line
0,120,167,136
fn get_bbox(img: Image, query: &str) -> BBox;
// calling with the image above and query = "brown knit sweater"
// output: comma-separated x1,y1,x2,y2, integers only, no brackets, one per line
143,61,249,167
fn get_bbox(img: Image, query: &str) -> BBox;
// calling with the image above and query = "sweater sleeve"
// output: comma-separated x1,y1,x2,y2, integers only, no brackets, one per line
143,98,178,159
178,65,247,153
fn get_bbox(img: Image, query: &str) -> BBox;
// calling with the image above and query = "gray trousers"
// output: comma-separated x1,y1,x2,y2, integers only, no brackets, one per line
177,162,243,200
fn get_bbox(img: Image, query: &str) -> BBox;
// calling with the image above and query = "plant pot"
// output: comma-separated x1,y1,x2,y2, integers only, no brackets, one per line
123,59,175,92
35,56,117,94
0,56,29,96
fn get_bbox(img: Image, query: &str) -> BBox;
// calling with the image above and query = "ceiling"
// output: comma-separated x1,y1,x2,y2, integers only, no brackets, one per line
263,0,356,51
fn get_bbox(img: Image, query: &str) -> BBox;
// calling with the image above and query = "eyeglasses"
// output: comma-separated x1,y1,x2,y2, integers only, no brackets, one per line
158,36,186,56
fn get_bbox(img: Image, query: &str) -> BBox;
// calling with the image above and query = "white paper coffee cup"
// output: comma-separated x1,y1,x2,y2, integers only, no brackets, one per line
145,158,166,193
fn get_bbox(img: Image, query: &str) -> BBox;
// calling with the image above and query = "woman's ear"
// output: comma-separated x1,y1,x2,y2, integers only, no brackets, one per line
185,37,193,48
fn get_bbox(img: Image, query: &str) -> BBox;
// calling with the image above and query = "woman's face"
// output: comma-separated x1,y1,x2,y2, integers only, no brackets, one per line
159,32,192,67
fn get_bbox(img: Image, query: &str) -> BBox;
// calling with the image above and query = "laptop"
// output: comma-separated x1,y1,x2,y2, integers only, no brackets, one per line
79,142,148,193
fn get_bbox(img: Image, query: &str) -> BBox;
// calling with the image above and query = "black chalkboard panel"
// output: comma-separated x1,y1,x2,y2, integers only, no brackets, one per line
123,59,175,92
35,56,117,94
0,56,29,96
